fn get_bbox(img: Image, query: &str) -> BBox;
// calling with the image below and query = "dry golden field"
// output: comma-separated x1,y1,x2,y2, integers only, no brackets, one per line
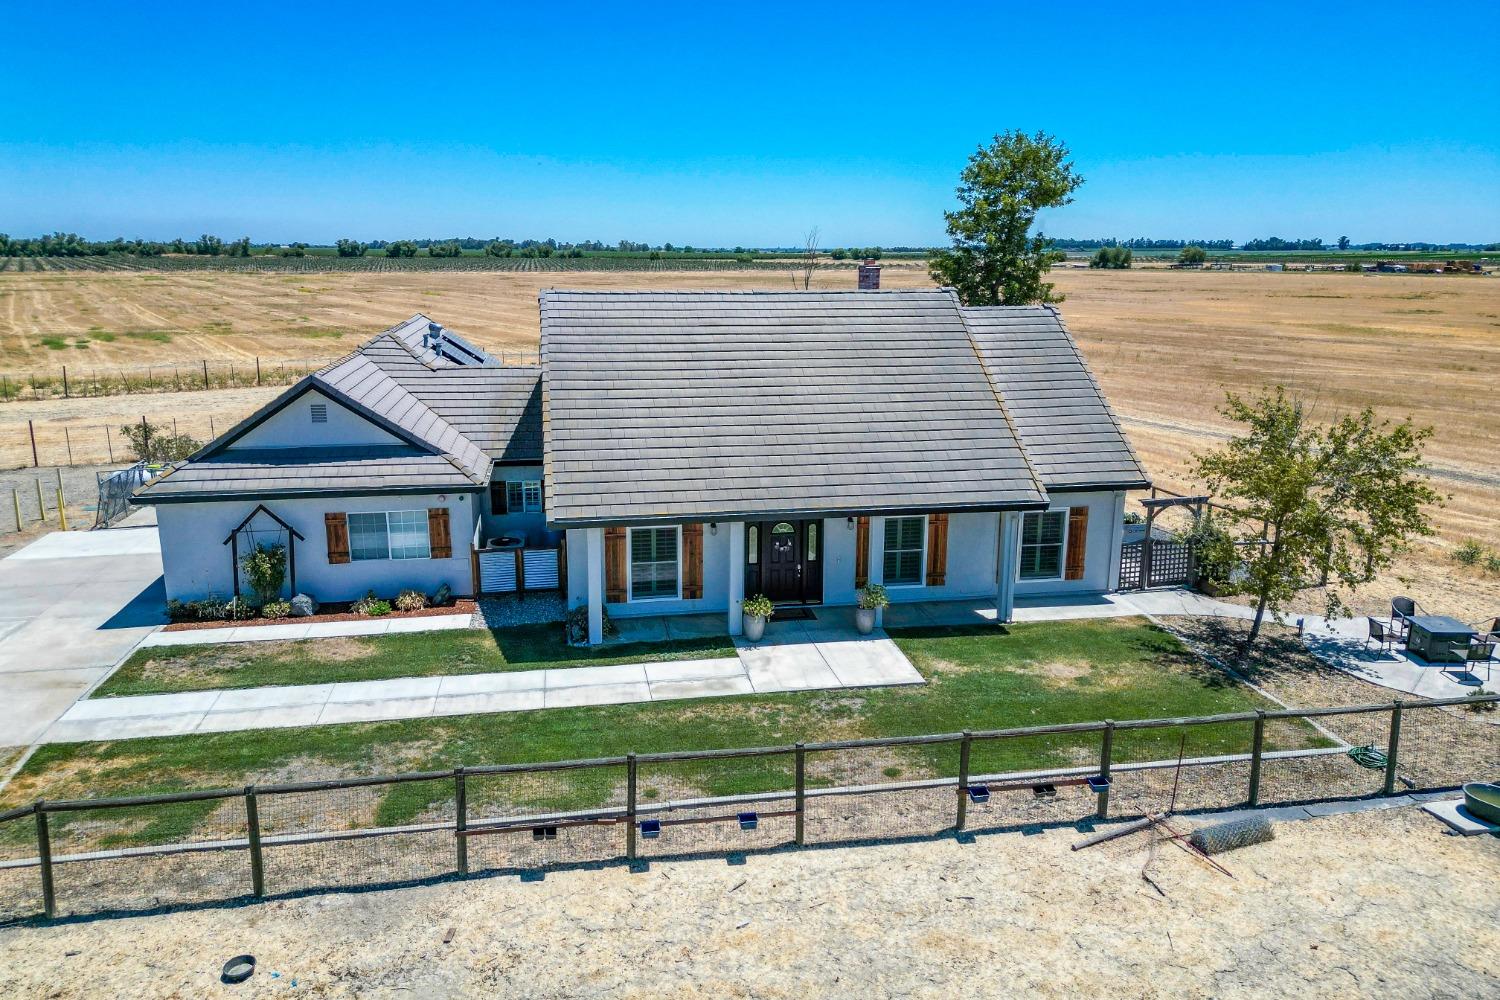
1,265,1497,616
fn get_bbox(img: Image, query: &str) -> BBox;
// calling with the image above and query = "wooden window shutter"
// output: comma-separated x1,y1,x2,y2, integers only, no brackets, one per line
854,516,870,588
682,523,704,599
604,527,627,603
324,512,349,564
428,507,452,559
925,513,949,586
1065,506,1089,581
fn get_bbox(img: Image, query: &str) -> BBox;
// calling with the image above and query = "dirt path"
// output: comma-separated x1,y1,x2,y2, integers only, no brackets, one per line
0,806,1492,998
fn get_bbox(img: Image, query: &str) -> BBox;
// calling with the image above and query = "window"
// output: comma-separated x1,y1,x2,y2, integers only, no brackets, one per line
502,480,544,514
747,525,758,564
1019,510,1066,580
883,516,926,586
347,510,430,561
310,402,327,423
806,522,818,561
629,526,679,600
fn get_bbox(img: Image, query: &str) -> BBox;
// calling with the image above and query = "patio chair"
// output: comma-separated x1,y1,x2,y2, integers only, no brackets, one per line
1365,617,1399,655
1465,640,1495,683
1477,618,1500,644
1390,596,1421,637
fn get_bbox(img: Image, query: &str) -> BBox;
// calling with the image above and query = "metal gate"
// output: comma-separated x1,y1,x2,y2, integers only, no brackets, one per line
92,461,148,528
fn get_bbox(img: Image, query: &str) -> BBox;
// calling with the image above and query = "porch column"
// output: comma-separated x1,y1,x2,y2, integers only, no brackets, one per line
867,515,886,627
585,526,604,645
996,511,1020,624
1107,492,1127,591
726,521,745,636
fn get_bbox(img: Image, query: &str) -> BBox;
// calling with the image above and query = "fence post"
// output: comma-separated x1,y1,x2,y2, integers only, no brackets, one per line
1247,710,1266,806
202,359,209,389
1096,721,1115,819
255,357,262,386
244,786,264,897
62,366,69,399
625,753,638,861
955,731,972,832
12,488,21,530
35,479,45,522
793,743,806,846
28,420,38,468
1383,701,1403,796
454,767,468,876
63,427,73,466
35,803,55,919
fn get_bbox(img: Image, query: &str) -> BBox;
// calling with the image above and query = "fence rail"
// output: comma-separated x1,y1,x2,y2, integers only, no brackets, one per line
0,357,331,403
0,693,1493,922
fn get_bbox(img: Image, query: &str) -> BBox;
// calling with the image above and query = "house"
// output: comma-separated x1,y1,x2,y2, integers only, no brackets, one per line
134,290,1149,644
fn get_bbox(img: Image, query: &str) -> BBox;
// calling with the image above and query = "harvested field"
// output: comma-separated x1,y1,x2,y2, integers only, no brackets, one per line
0,805,1494,998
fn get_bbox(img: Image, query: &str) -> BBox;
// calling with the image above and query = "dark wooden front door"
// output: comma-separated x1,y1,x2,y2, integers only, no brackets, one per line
761,521,803,601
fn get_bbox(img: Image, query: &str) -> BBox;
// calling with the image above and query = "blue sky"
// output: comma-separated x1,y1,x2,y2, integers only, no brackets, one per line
2,2,1496,246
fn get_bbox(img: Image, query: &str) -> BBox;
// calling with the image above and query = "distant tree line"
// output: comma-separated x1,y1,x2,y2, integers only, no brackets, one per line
1051,237,1235,250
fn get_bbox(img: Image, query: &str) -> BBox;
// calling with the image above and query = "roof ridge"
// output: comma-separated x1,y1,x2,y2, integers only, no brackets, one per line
952,292,1049,502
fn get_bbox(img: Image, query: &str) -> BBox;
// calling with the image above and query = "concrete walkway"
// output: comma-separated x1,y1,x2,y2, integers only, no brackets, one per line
139,612,476,648
43,607,922,743
0,521,165,746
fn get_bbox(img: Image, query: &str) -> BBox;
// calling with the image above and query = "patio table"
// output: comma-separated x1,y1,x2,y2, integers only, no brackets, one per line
1404,615,1477,665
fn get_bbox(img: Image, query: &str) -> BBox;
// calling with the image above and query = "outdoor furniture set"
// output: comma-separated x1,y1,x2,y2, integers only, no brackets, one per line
1367,597,1496,680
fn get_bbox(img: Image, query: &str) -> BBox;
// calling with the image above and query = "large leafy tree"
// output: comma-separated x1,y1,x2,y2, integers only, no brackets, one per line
1193,388,1441,647
928,130,1083,305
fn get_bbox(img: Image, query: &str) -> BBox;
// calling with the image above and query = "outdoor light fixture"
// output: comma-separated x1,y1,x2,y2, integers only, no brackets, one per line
709,522,718,535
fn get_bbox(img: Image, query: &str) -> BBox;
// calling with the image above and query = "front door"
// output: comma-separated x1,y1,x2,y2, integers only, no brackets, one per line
761,521,803,602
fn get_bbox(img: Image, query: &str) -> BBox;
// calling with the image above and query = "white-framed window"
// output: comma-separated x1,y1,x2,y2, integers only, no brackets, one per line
628,525,680,601
348,510,430,561
883,515,926,586
503,480,544,514
1019,510,1067,580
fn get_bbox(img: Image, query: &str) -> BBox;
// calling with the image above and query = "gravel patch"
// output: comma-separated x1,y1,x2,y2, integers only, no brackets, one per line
475,594,566,629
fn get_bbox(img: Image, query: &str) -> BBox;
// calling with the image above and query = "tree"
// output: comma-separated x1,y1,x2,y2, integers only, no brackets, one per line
1178,245,1207,266
120,420,202,464
1337,236,1350,251
1090,246,1132,269
1192,387,1440,647
384,240,418,258
336,238,367,257
428,241,463,258
194,234,224,256
795,226,819,290
927,130,1083,305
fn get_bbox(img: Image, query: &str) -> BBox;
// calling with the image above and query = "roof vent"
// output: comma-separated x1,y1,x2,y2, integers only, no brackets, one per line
425,321,445,352
310,402,328,424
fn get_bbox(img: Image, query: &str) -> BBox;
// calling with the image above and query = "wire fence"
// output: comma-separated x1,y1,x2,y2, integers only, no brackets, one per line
0,694,1493,922
0,358,329,402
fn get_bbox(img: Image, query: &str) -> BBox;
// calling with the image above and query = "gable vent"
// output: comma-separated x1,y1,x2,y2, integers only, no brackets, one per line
310,402,328,423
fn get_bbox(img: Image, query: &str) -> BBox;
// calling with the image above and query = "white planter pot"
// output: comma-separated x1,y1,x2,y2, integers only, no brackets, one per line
743,613,767,642
855,607,877,635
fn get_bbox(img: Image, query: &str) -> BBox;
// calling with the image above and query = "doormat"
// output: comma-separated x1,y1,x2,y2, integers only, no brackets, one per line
771,606,817,621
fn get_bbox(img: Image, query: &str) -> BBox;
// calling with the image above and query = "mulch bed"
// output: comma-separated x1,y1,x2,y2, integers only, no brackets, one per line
163,599,477,632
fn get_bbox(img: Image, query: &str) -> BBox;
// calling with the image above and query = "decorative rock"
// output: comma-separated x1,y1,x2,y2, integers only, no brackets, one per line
290,593,320,617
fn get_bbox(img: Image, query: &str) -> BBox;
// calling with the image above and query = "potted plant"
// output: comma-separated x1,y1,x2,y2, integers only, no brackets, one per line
741,594,774,642
855,584,889,635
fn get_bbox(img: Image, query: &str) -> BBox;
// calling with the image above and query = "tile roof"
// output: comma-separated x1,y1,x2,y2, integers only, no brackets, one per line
139,446,478,500
961,305,1150,491
540,289,1049,525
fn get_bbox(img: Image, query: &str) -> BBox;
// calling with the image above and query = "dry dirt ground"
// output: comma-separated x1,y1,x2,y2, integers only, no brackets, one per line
0,806,1494,999
2,266,1496,615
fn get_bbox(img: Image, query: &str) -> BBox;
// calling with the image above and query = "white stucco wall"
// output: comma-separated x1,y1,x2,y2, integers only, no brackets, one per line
1012,491,1122,597
156,491,481,603
565,523,729,618
232,388,401,450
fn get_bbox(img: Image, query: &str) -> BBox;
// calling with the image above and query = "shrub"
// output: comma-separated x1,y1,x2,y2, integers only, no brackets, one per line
225,596,259,620
1467,689,1497,713
741,594,775,618
857,584,890,611
1484,553,1500,576
120,420,202,463
170,594,230,621
1178,245,1207,266
352,591,392,617
1453,540,1485,566
242,542,287,605
262,599,292,619
565,604,615,644
393,589,429,612
1123,511,1144,525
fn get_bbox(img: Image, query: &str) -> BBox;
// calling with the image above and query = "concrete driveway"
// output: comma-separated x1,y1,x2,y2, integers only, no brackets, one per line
0,515,164,747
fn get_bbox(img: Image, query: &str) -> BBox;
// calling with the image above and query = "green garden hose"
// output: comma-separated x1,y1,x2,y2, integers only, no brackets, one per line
1347,744,1388,769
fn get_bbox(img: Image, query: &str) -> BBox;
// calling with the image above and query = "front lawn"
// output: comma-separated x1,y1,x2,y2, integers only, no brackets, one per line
9,619,1326,838
94,624,738,697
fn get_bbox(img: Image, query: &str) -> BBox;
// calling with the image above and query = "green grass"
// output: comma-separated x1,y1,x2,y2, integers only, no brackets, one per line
8,619,1326,847
39,335,68,350
95,624,738,698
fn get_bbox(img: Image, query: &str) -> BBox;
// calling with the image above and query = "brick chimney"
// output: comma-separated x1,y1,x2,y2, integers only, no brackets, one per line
857,259,881,290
